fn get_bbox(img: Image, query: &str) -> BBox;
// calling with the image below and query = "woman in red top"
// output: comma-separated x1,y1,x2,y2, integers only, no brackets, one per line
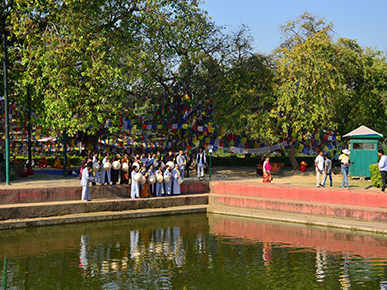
262,157,273,183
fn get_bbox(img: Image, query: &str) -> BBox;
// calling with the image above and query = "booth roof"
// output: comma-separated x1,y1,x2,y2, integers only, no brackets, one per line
343,125,383,138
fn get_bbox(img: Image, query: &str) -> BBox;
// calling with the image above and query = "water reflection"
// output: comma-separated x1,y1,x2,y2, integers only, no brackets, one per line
1,214,387,289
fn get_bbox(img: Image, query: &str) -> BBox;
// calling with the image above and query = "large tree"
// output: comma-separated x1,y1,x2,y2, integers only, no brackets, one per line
214,12,387,169
5,0,216,137
273,14,387,168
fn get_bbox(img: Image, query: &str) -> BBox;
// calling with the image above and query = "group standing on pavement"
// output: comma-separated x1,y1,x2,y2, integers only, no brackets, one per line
81,148,209,201
315,148,353,189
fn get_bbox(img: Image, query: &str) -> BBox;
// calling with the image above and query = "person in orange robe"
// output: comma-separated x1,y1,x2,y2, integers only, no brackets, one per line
139,167,150,198
38,157,48,168
120,154,130,184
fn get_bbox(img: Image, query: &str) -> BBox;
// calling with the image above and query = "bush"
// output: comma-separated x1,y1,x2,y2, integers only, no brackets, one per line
370,164,382,188
210,156,316,168
15,156,84,167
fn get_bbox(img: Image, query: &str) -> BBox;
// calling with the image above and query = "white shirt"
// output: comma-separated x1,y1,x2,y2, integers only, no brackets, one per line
196,152,206,166
315,155,325,171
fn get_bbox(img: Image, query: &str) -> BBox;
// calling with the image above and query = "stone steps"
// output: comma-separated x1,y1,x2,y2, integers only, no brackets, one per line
0,194,209,222
0,204,208,230
210,181,387,208
209,193,387,222
208,204,387,234
0,181,210,204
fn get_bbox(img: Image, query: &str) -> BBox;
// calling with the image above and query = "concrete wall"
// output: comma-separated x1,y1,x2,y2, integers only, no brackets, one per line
210,181,387,208
0,181,210,204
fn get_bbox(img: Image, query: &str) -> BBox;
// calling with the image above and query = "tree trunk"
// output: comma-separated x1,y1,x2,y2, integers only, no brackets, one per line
289,145,299,170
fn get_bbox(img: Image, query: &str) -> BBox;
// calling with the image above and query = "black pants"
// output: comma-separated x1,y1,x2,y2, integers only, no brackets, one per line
381,171,387,191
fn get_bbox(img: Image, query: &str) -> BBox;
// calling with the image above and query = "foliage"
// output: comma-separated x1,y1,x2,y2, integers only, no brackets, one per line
332,39,387,135
9,0,148,136
4,0,216,137
369,164,382,188
2,6,387,165
15,155,84,167
212,11,387,169
278,12,334,50
210,156,316,167
213,53,276,140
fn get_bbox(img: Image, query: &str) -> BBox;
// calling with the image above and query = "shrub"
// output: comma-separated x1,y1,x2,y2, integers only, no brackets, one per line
370,164,382,188
210,156,316,168
15,156,84,167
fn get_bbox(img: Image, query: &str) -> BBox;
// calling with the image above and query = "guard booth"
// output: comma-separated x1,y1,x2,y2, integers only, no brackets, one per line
343,125,383,178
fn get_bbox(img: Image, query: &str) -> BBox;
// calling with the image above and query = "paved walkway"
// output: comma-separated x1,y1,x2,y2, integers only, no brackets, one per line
0,166,378,191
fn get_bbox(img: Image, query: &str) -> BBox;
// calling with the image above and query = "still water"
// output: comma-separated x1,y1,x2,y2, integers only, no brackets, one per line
1,213,387,289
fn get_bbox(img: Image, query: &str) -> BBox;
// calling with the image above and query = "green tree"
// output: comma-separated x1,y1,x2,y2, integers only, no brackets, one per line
213,53,275,140
274,15,387,168
333,38,387,135
213,12,387,170
6,0,216,137
9,0,149,136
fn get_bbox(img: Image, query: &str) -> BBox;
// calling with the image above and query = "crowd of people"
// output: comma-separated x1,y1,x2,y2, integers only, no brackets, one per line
79,149,209,202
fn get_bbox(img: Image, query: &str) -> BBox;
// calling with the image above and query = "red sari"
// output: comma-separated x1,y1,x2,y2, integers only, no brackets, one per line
262,161,273,183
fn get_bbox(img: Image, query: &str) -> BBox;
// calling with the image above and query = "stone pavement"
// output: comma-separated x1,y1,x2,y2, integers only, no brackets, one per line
0,166,378,191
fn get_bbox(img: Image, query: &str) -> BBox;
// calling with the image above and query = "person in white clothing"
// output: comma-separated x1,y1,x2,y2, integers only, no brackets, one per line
176,150,186,180
315,150,325,187
196,148,206,179
92,152,100,185
130,166,140,198
100,153,111,185
80,162,96,202
172,163,181,195
164,165,172,195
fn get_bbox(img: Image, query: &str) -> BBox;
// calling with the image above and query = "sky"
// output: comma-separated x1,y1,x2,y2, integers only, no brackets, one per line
200,0,387,54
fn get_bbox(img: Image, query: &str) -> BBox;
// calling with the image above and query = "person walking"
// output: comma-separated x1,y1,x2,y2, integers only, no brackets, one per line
321,155,333,187
378,149,387,192
196,148,206,180
262,157,273,183
315,151,325,187
339,149,353,190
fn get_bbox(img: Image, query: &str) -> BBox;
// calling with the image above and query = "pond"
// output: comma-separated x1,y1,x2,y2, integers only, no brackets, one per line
1,213,387,289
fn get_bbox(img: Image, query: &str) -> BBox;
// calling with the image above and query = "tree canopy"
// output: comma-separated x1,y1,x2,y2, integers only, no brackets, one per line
1,6,387,162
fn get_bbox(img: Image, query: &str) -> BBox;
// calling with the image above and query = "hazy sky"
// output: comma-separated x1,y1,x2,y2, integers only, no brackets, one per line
201,0,387,54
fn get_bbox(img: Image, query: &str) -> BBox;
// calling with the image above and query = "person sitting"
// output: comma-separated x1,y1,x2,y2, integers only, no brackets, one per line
21,164,34,177
52,156,71,169
53,156,61,168
38,156,48,168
